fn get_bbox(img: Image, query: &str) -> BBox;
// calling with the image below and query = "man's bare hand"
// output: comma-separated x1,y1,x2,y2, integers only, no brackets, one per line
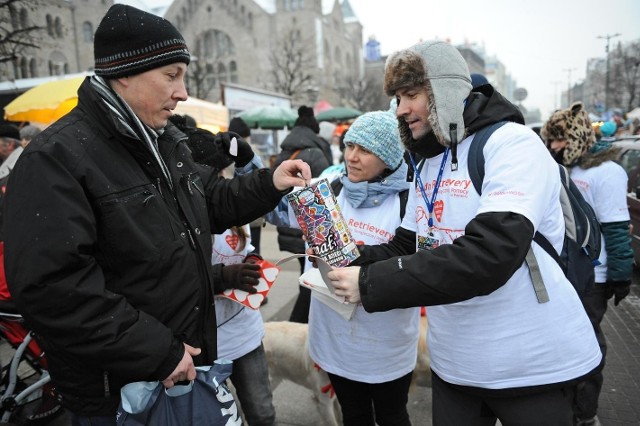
272,159,311,191
162,343,201,388
328,266,362,304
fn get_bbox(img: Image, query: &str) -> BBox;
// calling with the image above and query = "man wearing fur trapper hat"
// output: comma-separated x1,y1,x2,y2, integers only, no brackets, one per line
326,40,602,424
542,103,633,426
2,4,310,422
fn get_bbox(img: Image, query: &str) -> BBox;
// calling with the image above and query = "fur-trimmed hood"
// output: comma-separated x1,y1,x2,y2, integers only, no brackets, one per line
384,40,471,149
579,145,621,169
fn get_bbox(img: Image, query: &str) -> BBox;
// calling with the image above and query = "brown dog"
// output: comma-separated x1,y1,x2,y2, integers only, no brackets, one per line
262,315,430,425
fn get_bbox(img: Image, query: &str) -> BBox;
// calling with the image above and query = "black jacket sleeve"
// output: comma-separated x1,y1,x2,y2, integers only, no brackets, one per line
197,164,289,234
359,211,534,312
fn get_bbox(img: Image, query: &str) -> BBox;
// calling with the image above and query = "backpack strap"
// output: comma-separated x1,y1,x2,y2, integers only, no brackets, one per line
558,164,578,241
288,149,302,160
467,121,551,303
399,189,409,221
525,247,551,304
468,121,508,195
330,178,343,196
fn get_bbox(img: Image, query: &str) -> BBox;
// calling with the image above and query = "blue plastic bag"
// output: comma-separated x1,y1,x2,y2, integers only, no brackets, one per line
116,360,242,426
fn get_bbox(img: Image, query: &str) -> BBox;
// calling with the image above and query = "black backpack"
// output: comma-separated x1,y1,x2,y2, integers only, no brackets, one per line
467,121,602,301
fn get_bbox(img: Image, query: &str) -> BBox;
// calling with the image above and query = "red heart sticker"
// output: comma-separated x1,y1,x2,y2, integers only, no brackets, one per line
225,234,239,250
221,259,280,310
434,200,444,222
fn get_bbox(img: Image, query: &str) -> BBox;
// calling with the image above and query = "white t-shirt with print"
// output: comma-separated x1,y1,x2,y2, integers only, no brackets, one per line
571,162,630,283
212,225,264,361
401,122,601,389
308,192,421,383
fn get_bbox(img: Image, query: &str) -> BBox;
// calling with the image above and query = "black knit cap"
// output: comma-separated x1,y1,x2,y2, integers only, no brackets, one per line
294,105,320,134
0,124,20,140
94,4,190,79
229,117,251,138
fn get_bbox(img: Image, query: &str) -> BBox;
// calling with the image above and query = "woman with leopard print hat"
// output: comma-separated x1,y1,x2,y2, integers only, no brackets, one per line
542,102,634,426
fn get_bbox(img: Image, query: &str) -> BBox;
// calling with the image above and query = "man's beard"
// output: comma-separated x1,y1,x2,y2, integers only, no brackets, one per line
405,131,445,159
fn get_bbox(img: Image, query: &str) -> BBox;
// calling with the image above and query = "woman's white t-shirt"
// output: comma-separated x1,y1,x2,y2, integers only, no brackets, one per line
212,225,264,361
401,123,601,389
308,192,421,383
571,162,630,283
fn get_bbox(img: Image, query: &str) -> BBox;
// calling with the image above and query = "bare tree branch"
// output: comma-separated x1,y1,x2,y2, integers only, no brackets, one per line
342,74,388,112
0,0,45,65
611,41,640,111
268,27,315,97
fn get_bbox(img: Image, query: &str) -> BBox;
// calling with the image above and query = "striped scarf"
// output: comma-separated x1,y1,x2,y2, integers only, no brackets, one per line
90,75,173,189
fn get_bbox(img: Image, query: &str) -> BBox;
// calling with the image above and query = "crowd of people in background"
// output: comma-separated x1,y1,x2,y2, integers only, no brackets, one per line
0,3,639,426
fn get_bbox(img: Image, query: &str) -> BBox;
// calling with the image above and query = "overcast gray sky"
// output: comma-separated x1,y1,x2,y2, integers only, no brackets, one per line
131,0,640,119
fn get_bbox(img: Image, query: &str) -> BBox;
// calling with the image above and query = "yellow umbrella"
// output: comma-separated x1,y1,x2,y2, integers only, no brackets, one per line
3,76,86,125
4,76,229,133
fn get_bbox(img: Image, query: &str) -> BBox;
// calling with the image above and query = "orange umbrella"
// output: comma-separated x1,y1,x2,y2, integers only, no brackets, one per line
3,76,86,125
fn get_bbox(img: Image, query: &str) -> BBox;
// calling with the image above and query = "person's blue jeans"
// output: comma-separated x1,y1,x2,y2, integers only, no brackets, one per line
230,343,276,426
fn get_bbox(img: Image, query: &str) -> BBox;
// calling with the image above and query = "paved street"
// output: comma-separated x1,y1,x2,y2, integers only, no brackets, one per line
2,223,639,425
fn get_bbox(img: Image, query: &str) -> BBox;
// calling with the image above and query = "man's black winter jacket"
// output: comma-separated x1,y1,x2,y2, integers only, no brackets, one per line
2,78,285,415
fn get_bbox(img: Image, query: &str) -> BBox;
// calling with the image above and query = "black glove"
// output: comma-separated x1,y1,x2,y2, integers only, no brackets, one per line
604,280,631,306
214,131,254,167
221,263,261,293
243,253,263,264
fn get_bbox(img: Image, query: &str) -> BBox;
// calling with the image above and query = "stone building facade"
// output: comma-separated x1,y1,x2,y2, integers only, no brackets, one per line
1,0,363,109
165,0,364,106
0,0,113,81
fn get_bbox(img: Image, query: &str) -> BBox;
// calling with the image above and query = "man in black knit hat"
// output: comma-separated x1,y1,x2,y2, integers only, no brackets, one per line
2,4,310,423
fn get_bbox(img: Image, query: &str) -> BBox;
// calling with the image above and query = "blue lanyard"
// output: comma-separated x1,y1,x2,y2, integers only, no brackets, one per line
408,148,449,229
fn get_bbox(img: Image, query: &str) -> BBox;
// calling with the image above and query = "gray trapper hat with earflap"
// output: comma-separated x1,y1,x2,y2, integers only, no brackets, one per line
383,40,472,151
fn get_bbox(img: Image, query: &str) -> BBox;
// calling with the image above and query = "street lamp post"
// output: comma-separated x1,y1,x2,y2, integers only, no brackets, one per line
563,68,576,106
597,33,621,112
551,80,561,110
